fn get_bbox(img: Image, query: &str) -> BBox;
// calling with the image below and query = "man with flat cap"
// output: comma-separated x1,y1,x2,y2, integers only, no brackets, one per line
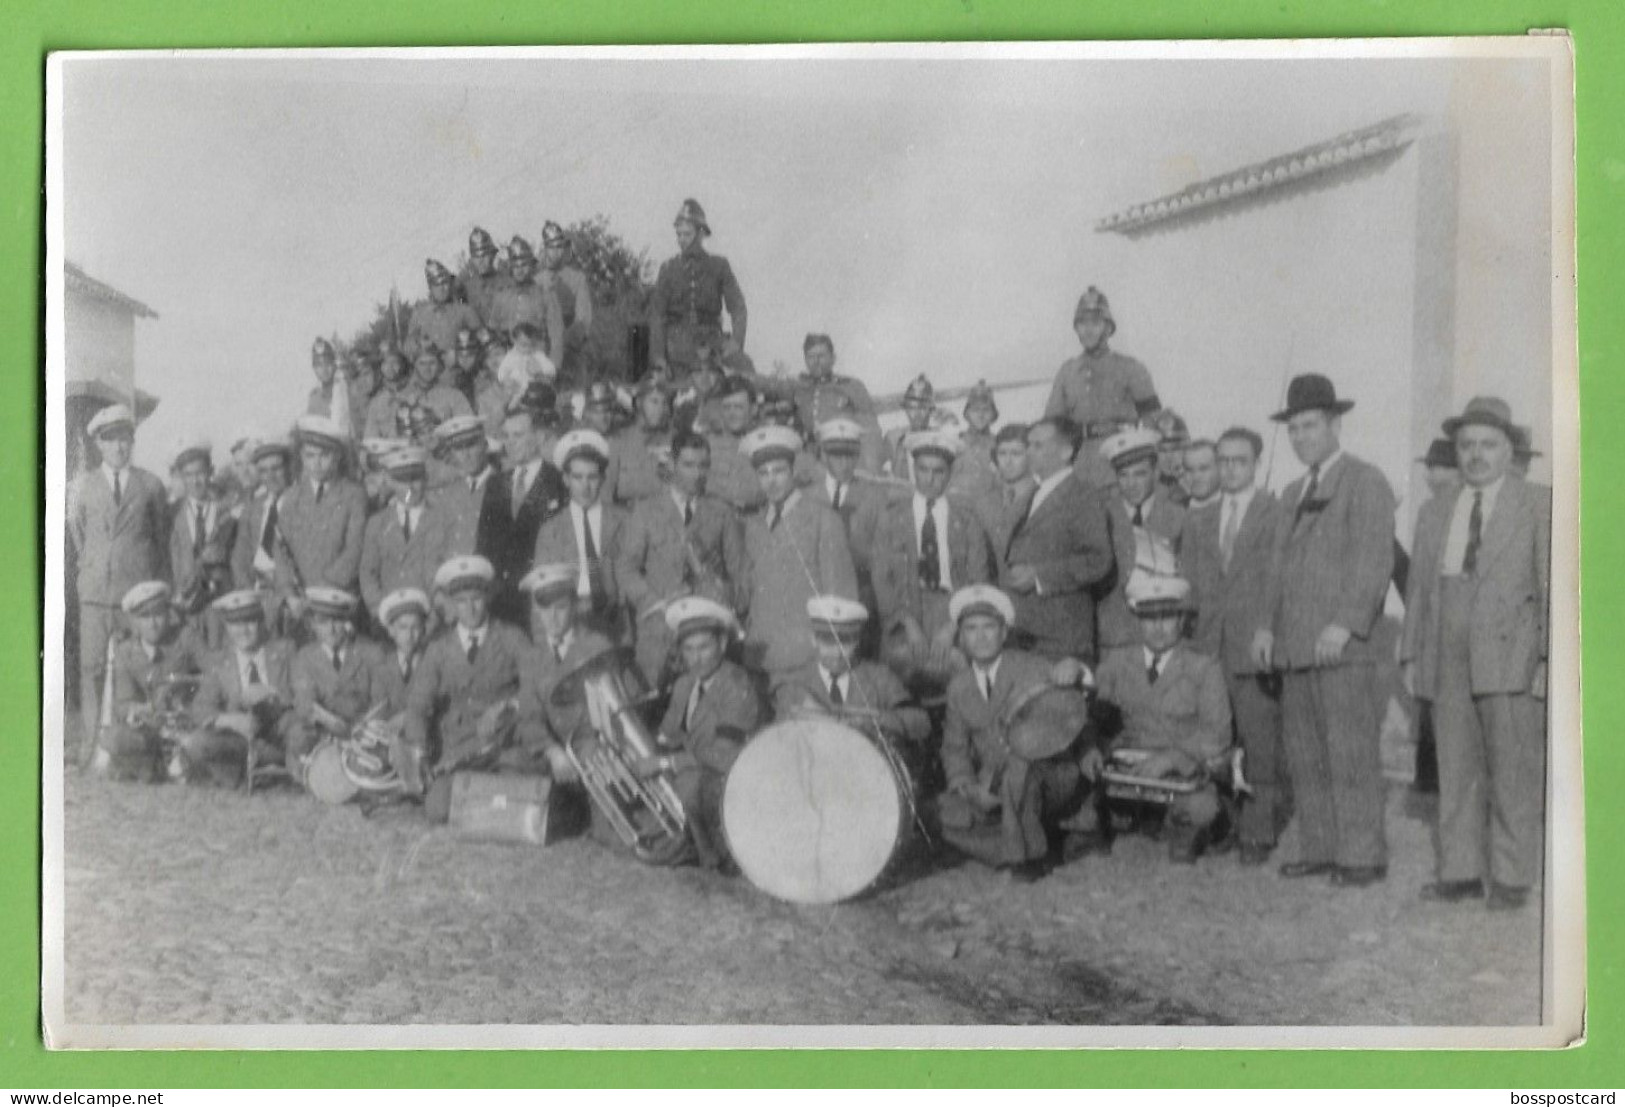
407,259,483,363
1252,373,1396,888
277,415,370,614
649,198,748,379
487,236,567,370
1044,286,1162,490
70,404,171,744
94,581,205,781
538,221,596,386
463,227,512,324
1402,397,1550,911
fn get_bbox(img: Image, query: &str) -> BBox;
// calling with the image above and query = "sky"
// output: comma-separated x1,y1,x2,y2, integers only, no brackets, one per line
58,50,1523,471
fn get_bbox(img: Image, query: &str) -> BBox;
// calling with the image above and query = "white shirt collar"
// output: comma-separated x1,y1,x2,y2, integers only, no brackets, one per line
545,627,576,658
1311,449,1343,480
824,472,842,500
972,655,1003,693
456,622,487,651
236,645,269,682
102,462,129,485
1027,467,1070,516
770,489,802,519
1143,645,1174,671
815,662,849,694
1224,484,1258,518
1461,474,1507,514
669,487,693,516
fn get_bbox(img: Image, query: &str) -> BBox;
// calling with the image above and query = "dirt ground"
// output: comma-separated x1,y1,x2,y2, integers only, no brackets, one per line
60,740,1543,1029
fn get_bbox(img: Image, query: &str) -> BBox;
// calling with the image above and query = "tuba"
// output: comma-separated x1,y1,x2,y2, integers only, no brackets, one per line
550,648,690,865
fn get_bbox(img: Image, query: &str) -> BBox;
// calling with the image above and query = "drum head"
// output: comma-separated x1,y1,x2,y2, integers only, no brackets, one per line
1004,684,1091,760
723,718,905,905
305,740,360,805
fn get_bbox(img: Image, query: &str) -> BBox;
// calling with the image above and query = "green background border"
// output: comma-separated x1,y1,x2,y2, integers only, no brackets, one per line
10,0,1614,1088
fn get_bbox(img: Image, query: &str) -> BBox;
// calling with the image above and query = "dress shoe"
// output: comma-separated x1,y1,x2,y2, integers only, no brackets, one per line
1279,860,1337,879
1420,878,1485,903
1008,858,1052,884
1486,882,1531,911
1239,842,1274,867
1331,864,1388,888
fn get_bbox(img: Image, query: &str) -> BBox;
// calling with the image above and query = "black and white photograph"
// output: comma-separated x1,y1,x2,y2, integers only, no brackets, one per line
42,39,1579,1048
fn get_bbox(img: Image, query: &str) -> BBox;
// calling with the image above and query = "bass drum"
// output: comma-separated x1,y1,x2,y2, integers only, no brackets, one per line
305,739,360,805
722,718,911,905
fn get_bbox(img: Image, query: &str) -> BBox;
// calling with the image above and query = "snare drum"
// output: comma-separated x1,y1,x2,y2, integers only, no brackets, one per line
722,718,912,905
305,738,361,805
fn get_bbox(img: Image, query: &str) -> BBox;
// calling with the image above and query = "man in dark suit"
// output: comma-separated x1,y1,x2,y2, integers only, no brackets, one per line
1183,426,1285,863
497,389,568,587
1093,426,1188,653
69,404,171,746
1252,375,1396,887
534,429,630,641
1402,397,1550,911
1000,416,1114,662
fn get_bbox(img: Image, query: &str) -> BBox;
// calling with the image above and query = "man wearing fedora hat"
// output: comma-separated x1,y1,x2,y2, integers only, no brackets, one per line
1402,396,1550,911
1252,373,1396,887
649,198,748,379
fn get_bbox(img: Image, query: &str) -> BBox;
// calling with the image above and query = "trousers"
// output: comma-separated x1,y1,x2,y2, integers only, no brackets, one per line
940,755,1083,866
1228,669,1288,845
1281,661,1386,868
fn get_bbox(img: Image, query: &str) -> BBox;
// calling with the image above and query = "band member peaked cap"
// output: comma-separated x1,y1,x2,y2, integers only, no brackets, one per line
541,220,568,247
963,379,999,420
673,197,711,235
86,404,135,439
454,327,482,353
905,429,962,464
583,381,619,408
948,584,1015,627
436,414,486,449
903,374,935,404
553,428,611,470
434,554,495,594
664,595,739,640
293,414,350,451
519,563,579,605
212,589,269,623
380,444,429,476
1441,395,1519,442
807,595,868,638
1126,572,1192,616
468,226,498,257
816,418,864,449
172,439,212,471
121,580,172,617
378,587,432,627
1073,285,1116,334
305,586,359,619
311,337,337,361
251,438,293,465
424,258,455,286
507,235,536,264
741,425,802,468
1271,373,1355,422
1101,426,1162,469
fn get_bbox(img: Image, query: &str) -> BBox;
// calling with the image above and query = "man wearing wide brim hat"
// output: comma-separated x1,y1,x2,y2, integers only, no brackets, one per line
1252,373,1397,888
1401,396,1551,911
94,581,207,782
1092,574,1232,864
70,403,170,751
1043,285,1163,490
650,197,748,378
279,414,370,608
937,583,1094,882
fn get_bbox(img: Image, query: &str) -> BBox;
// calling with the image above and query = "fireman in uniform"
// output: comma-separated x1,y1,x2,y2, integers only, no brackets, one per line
463,226,511,323
649,198,748,379
406,258,482,363
884,374,938,484
1044,286,1162,489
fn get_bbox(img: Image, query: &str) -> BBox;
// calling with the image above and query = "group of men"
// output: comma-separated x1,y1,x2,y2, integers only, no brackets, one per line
66,204,1551,906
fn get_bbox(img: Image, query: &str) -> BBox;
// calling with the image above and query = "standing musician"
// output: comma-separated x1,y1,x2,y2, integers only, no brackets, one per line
359,445,454,624
277,415,369,620
1043,286,1162,489
884,375,937,484
937,584,1092,883
432,415,518,613
533,429,628,641
737,424,860,680
291,587,392,785
94,581,205,782
511,563,612,778
637,596,765,871
499,382,569,572
1094,426,1187,654
615,430,745,690
649,198,748,379
168,439,237,649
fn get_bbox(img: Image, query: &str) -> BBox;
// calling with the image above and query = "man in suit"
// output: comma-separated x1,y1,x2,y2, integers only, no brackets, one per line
938,584,1090,882
615,430,745,689
1093,426,1188,654
359,446,454,624
167,440,236,650
1402,397,1550,911
230,440,294,631
511,563,615,776
277,416,369,620
1252,374,1397,887
94,581,205,782
533,429,629,641
974,422,1036,556
807,416,893,646
290,587,392,786
432,414,520,613
738,425,860,680
69,404,171,744
1183,426,1286,863
639,596,765,870
1181,438,1222,512
607,376,674,506
1091,575,1233,863
177,589,304,786
402,556,532,818
1000,416,1114,662
498,385,568,578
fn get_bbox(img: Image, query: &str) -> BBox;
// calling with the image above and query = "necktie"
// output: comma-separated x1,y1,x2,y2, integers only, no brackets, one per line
553,641,566,663
829,674,844,707
112,470,122,505
768,504,781,531
315,481,324,504
401,506,413,543
831,483,844,512
684,679,705,730
514,469,527,508
1296,463,1321,521
247,659,262,685
1463,491,1484,575
331,648,342,673
683,499,694,527
1131,503,1144,527
582,513,606,608
465,635,480,664
469,476,479,495
1220,498,1240,569
919,499,941,591
193,504,207,556
981,669,994,702
1147,654,1163,685
261,498,279,555
400,656,412,681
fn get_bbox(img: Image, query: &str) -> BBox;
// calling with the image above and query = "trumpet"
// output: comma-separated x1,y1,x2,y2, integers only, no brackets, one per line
551,648,690,866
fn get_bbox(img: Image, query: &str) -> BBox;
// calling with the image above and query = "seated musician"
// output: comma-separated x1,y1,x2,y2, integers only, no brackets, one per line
511,562,614,778
401,555,531,819
95,580,205,782
1088,574,1232,863
176,589,305,787
290,586,392,785
375,587,431,715
938,584,1091,883
635,596,765,871
772,596,930,756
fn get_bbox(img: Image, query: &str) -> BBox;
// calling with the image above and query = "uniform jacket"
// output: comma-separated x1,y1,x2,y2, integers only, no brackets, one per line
110,626,205,721
1043,348,1160,487
1401,475,1551,698
533,499,630,611
1260,452,1396,669
275,476,369,594
800,469,894,575
373,646,425,717
403,618,530,764
615,490,745,619
760,374,884,475
434,467,517,578
941,648,1055,789
168,497,238,612
1094,491,1188,651
1000,471,1114,660
539,265,594,329
364,385,421,440
949,429,1001,504
771,660,930,745
512,628,615,758
607,423,673,505
742,492,860,673
1095,644,1232,761
68,465,171,606
1183,490,1281,674
359,498,455,618
486,281,567,366
191,637,299,728
659,659,765,775
649,245,747,355
464,268,513,325
292,637,393,734
405,299,482,362
871,492,996,634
